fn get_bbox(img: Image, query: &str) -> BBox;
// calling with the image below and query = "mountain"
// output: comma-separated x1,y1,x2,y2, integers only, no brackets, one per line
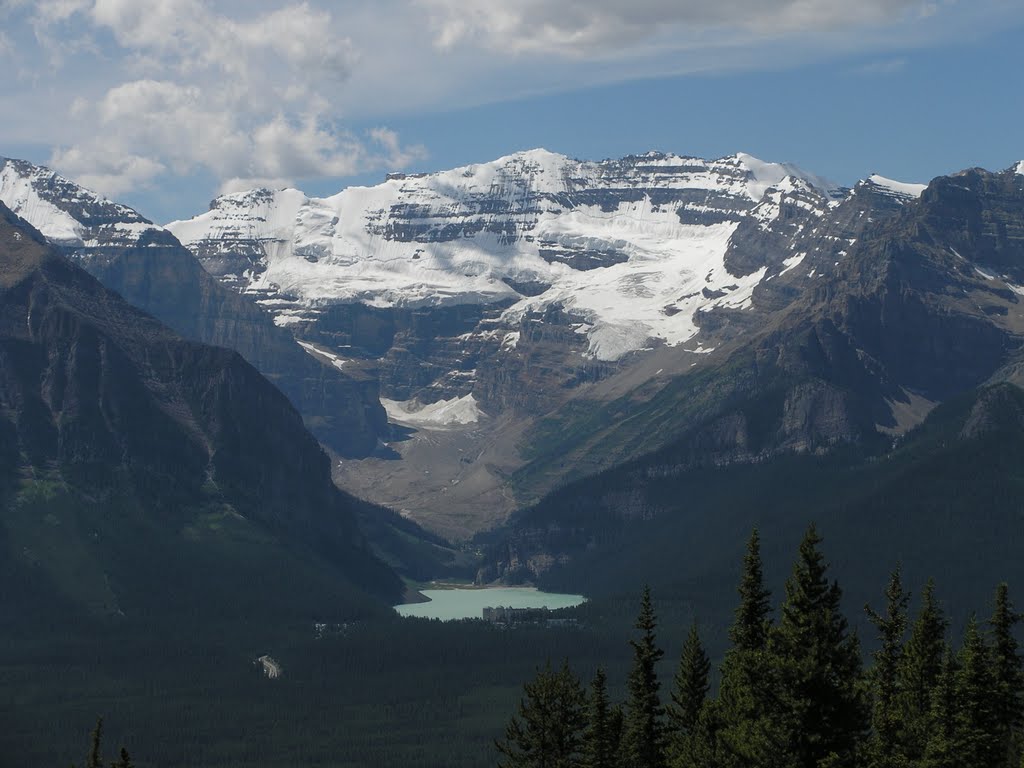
0,202,401,628
475,163,1024,607
477,379,1024,636
166,149,852,536
0,158,386,457
170,150,1013,540
507,164,1024,497
35,149,1024,547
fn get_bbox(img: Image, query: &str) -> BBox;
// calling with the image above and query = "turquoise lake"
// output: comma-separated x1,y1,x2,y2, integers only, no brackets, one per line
394,587,586,621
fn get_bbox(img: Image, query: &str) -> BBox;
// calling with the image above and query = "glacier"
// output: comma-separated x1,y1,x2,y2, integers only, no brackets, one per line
166,149,845,362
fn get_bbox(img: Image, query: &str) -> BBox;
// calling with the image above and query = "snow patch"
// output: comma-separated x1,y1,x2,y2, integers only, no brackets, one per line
296,340,346,370
1016,161,1024,177
381,394,483,428
867,174,926,199
780,254,806,276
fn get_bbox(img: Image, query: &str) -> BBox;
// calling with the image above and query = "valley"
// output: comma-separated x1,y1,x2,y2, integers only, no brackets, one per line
4,2,1023,766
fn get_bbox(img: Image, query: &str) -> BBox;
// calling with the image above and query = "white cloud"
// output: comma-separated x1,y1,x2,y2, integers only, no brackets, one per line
414,0,943,57
0,0,1007,204
16,0,421,197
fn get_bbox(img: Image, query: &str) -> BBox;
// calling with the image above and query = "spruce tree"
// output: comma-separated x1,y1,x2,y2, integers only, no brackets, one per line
865,565,910,768
623,585,666,768
496,660,586,768
582,667,617,768
921,647,958,768
87,717,103,768
667,622,711,762
608,704,625,767
989,583,1024,766
955,616,1002,768
716,528,777,768
731,528,772,652
897,579,947,764
770,524,867,768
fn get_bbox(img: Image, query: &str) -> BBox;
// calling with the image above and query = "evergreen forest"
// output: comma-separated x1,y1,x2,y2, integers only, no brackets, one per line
495,526,1024,768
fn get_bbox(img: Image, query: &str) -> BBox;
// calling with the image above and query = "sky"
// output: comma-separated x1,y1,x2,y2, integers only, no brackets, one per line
1,0,1022,223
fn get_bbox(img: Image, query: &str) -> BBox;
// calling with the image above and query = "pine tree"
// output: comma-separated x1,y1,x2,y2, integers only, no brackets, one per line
770,524,867,768
989,583,1024,766
865,565,910,768
667,622,711,762
715,528,778,768
897,579,947,764
87,717,103,768
955,615,1002,768
731,528,772,652
582,667,617,768
921,647,958,768
115,747,134,768
623,585,667,768
608,704,625,766
496,660,587,768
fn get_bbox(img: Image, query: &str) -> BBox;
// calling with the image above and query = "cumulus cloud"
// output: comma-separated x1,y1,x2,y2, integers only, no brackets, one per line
415,0,947,56
17,0,421,197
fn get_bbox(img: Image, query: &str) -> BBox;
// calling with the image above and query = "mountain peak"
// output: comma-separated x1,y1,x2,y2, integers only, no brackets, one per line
733,152,840,199
858,173,927,201
0,157,157,248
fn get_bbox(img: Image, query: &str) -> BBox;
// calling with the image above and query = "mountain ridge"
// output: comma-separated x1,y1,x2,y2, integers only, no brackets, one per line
0,201,402,623
10,150,1021,544
0,157,388,457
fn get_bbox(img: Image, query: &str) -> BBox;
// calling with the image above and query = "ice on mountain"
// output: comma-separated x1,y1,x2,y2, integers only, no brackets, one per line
866,174,926,199
381,394,483,428
166,150,839,362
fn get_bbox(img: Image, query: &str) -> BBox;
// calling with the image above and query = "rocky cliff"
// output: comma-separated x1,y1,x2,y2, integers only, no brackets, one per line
0,158,386,457
0,202,401,621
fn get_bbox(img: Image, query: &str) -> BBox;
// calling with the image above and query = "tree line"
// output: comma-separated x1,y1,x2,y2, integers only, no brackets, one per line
496,524,1023,768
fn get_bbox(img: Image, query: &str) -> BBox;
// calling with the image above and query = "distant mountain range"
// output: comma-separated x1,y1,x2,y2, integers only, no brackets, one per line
4,151,1024,550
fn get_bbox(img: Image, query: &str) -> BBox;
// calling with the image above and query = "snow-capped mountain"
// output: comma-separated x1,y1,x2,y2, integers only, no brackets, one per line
168,150,843,362
166,148,955,537
6,149,958,540
0,156,388,457
0,157,163,249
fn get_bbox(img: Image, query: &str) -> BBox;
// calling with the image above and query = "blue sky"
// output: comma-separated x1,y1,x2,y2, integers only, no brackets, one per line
1,0,1022,223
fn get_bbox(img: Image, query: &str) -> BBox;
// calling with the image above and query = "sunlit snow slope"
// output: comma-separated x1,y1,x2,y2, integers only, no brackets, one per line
168,150,842,361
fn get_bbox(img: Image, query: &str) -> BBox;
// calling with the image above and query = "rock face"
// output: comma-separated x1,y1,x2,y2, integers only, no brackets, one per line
0,158,386,457
481,165,1024,583
510,165,1024,495
0,203,400,619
